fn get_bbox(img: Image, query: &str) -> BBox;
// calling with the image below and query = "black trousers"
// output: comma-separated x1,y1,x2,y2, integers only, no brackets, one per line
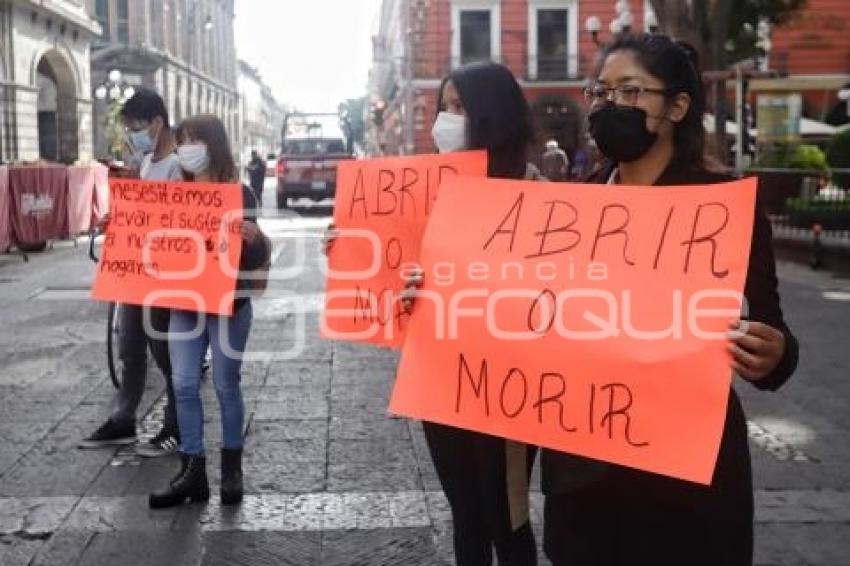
423,422,538,566
112,305,177,432
250,182,264,208
542,394,754,566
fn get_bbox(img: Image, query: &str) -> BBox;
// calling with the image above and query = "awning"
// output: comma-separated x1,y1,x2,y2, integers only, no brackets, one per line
703,114,837,137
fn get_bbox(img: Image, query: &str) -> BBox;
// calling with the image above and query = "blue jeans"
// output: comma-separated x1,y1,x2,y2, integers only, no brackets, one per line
169,302,253,456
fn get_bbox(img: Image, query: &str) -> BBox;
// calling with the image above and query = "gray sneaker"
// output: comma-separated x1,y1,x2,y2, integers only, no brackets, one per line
135,428,180,458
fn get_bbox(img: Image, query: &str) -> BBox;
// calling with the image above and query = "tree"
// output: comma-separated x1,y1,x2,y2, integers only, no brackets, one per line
649,0,807,164
339,97,367,154
649,0,807,71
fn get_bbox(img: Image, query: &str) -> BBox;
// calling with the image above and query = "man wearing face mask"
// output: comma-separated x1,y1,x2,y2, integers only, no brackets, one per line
80,89,184,458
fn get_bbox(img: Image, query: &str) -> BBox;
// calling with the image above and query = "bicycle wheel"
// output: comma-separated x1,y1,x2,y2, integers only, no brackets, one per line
106,302,122,389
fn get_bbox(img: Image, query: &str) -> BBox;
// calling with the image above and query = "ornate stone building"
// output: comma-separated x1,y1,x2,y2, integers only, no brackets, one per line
0,0,101,163
88,0,238,158
237,60,285,163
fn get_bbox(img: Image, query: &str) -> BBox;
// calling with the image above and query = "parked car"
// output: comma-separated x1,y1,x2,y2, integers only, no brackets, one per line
276,136,351,209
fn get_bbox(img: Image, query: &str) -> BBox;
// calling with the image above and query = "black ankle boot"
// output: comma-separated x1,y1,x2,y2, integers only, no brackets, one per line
149,453,209,509
220,448,243,505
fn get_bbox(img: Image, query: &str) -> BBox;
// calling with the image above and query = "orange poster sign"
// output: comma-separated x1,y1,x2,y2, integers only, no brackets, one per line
91,179,244,316
389,176,758,484
322,151,487,348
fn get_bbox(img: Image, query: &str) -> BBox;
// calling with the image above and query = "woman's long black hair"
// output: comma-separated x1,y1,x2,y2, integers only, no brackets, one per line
599,33,708,170
438,62,534,179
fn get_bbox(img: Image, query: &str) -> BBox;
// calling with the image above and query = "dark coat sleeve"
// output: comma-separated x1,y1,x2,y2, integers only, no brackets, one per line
741,198,799,391
239,184,269,271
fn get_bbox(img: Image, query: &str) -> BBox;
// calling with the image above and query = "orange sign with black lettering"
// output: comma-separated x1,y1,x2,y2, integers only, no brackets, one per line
91,179,243,315
322,151,487,348
389,176,758,484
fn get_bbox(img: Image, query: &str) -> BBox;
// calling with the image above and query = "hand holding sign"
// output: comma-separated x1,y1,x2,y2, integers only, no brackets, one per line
389,176,758,484
322,151,487,348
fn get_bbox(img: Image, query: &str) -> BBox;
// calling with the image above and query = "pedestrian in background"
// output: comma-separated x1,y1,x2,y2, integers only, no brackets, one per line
541,33,799,566
79,88,183,459
149,115,270,509
540,139,570,181
246,149,266,206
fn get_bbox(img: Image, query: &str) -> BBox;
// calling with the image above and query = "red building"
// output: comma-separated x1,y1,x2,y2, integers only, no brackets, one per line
368,0,658,158
761,0,850,121
367,0,850,157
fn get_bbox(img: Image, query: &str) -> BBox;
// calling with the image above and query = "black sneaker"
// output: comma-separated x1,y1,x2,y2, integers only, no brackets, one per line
136,427,180,458
78,419,136,449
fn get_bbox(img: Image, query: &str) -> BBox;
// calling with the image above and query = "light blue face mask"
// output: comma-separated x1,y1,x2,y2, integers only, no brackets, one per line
128,127,155,154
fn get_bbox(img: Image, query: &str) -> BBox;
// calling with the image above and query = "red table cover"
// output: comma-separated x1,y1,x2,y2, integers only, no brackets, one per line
0,166,10,252
8,164,69,244
67,164,108,234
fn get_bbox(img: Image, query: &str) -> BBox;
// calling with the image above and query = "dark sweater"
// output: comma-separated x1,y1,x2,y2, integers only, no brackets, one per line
541,161,799,565
233,184,269,310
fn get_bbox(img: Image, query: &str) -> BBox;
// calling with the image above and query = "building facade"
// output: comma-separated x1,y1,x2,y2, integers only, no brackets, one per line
88,0,238,159
237,60,285,163
0,0,101,163
368,0,659,158
763,0,850,122
369,0,850,158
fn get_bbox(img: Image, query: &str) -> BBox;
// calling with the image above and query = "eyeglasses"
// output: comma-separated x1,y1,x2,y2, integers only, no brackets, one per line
583,84,669,106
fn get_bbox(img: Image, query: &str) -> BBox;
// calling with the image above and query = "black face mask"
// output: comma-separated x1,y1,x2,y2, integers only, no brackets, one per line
588,103,658,163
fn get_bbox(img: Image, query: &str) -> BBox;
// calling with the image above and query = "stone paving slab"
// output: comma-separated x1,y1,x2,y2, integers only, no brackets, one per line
200,531,322,566
1,223,848,564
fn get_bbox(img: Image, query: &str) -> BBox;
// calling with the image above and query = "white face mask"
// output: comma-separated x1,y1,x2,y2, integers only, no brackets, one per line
431,111,468,153
128,125,156,155
178,143,210,174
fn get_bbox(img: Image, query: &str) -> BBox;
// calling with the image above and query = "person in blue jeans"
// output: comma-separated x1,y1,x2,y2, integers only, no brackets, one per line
149,114,270,509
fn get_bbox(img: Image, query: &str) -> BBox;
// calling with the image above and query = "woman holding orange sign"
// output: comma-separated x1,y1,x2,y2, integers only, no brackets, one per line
326,61,543,565
402,34,798,566
148,115,270,510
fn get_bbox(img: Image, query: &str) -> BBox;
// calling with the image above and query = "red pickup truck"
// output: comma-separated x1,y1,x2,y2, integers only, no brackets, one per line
275,115,352,209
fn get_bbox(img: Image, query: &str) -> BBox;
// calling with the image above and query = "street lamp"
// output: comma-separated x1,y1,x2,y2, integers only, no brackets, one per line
94,69,135,103
838,87,850,118
585,16,602,46
93,69,136,160
645,10,659,33
585,1,639,47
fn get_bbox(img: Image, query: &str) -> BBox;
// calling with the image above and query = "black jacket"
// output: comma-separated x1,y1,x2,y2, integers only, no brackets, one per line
541,161,799,565
232,184,269,310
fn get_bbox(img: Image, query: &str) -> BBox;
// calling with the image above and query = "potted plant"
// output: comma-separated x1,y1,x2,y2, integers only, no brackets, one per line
749,143,828,214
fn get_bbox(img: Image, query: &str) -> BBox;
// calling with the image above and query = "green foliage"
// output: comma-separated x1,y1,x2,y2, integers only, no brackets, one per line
756,143,828,170
104,100,126,160
650,0,808,70
726,0,808,63
826,130,850,189
786,196,850,229
338,97,367,153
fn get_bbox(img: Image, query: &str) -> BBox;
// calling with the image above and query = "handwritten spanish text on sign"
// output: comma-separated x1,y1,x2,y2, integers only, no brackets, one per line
322,151,487,348
389,176,758,484
91,179,243,316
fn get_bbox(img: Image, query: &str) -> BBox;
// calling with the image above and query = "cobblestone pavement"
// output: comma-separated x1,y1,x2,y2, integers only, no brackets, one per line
0,191,848,565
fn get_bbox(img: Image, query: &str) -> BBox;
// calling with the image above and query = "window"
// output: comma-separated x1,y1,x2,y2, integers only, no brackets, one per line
451,1,500,68
95,0,110,42
150,0,163,48
460,11,491,64
537,9,568,79
116,0,129,43
528,1,578,80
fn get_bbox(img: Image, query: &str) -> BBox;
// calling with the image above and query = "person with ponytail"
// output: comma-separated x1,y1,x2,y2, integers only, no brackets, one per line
540,33,798,566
